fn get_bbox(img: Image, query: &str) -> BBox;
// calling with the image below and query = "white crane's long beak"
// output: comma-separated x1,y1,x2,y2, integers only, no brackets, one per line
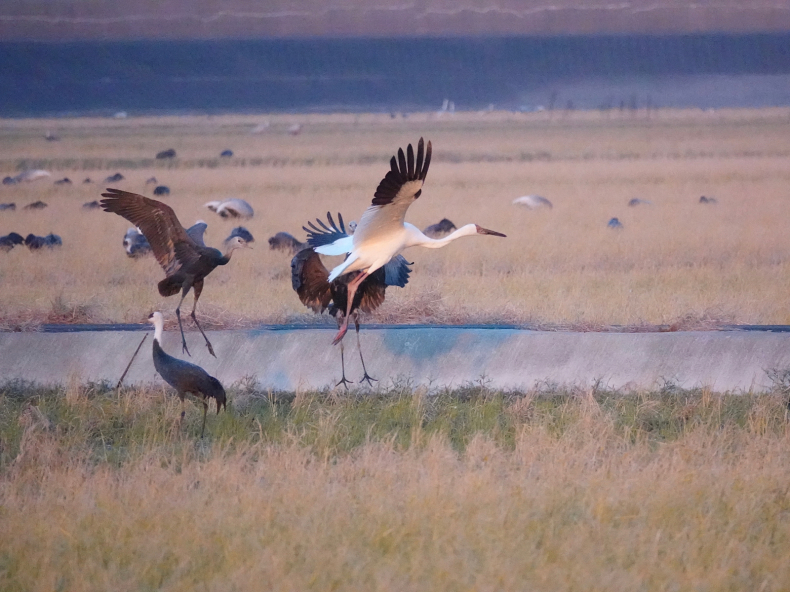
475,225,507,237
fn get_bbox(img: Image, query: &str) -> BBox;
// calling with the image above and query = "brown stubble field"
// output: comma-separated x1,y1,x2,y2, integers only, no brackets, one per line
1,108,789,329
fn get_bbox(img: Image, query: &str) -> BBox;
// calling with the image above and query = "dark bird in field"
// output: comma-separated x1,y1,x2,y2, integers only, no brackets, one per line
2,177,17,185
423,218,457,238
101,188,251,357
25,233,61,250
699,195,718,204
83,178,93,184
628,198,651,206
45,233,62,246
294,212,411,387
0,232,24,252
25,234,46,250
0,203,16,211
123,227,152,258
146,177,158,185
220,149,233,158
104,172,124,183
307,138,505,345
82,200,100,210
268,232,305,255
54,177,72,185
156,148,177,159
148,311,226,438
24,201,48,210
225,226,254,245
607,217,624,229
153,185,170,196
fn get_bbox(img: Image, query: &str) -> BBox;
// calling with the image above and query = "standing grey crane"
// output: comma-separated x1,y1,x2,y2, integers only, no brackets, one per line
309,138,506,344
148,312,226,438
101,188,250,357
293,212,411,387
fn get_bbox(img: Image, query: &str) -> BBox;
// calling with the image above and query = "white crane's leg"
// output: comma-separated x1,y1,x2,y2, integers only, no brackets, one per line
354,312,377,386
332,271,368,345
175,288,191,356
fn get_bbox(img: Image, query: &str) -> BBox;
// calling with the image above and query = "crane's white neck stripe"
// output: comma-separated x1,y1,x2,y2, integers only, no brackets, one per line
153,319,163,343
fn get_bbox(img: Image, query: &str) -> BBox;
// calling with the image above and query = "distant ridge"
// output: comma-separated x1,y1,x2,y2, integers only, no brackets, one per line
1,0,790,41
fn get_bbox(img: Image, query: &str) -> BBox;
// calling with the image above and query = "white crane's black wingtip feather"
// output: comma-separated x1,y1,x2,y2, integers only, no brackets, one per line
371,138,432,206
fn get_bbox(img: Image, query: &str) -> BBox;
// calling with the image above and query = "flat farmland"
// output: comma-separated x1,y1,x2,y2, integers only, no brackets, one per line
1,108,789,330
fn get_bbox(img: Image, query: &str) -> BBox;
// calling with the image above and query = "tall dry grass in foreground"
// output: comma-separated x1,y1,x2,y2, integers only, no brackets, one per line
1,109,790,328
2,383,790,590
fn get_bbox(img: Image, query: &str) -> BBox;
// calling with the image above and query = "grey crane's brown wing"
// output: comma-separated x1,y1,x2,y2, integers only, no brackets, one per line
357,276,386,314
291,248,332,313
357,255,411,313
355,138,432,243
101,188,198,275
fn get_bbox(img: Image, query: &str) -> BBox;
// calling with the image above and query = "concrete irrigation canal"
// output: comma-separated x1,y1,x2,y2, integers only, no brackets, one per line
1,325,790,392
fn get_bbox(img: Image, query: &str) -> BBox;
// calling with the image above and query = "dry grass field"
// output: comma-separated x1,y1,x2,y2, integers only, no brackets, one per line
2,383,790,590
1,108,790,330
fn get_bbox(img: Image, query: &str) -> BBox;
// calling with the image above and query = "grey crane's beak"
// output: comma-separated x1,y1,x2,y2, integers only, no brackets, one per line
475,225,507,238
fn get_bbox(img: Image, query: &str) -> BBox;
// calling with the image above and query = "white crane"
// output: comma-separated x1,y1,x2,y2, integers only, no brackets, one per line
306,137,506,344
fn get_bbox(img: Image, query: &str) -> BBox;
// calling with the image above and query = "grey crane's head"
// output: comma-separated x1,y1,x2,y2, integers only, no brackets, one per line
224,235,252,252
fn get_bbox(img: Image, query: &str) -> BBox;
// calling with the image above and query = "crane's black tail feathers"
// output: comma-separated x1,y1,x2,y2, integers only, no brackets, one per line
303,211,349,248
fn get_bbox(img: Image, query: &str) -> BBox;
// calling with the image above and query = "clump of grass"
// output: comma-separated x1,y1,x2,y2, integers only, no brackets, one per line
2,382,790,590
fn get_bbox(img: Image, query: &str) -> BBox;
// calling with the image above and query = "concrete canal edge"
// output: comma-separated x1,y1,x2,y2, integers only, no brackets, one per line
1,326,790,393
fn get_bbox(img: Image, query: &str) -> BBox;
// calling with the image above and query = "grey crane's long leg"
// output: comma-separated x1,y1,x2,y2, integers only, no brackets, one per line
332,271,369,345
354,312,377,386
175,287,192,356
200,400,208,439
190,280,216,358
179,395,186,430
335,316,353,390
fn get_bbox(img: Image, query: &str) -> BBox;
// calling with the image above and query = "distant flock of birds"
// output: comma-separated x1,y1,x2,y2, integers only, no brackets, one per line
1,137,723,437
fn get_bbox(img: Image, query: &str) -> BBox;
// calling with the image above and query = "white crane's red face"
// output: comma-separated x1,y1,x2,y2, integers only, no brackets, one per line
474,225,507,237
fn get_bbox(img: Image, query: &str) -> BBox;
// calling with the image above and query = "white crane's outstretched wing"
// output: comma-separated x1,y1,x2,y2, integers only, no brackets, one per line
353,138,432,245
